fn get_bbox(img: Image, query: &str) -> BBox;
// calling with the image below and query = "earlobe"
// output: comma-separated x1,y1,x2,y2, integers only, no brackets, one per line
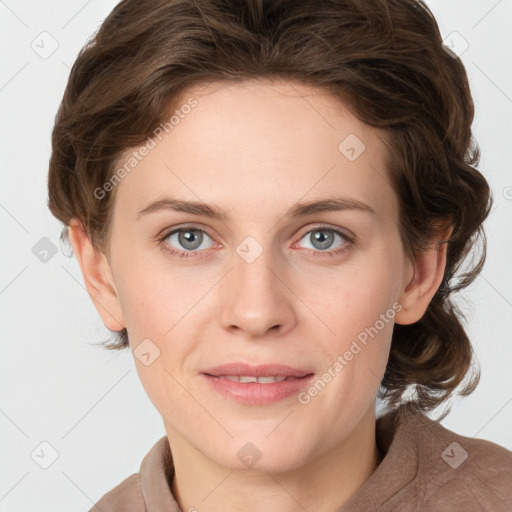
68,219,126,332
394,227,452,326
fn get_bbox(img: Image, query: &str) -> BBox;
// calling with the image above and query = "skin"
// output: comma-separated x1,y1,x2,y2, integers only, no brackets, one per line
69,79,451,512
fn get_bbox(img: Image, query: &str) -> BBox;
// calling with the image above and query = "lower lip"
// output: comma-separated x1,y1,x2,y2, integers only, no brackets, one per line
201,374,315,405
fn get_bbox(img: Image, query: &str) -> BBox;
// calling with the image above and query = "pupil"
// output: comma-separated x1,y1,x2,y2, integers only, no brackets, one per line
313,230,333,250
179,229,202,250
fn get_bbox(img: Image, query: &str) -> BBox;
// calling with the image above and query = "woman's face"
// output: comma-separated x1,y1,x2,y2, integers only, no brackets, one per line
102,79,415,471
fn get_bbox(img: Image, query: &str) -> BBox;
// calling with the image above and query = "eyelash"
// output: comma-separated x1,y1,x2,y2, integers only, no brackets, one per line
157,223,355,260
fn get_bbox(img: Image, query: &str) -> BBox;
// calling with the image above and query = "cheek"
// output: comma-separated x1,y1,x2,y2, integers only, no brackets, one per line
112,252,191,340
120,270,199,413
295,255,400,338
304,293,396,430
299,257,400,390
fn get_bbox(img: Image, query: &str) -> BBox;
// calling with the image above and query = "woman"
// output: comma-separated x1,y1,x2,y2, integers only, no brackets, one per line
47,0,512,510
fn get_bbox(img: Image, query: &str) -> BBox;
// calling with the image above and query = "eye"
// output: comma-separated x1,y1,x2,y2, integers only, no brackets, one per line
158,224,354,260
294,226,354,257
158,225,215,259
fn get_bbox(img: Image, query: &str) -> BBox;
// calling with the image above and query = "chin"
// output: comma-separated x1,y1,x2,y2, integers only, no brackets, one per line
205,436,314,474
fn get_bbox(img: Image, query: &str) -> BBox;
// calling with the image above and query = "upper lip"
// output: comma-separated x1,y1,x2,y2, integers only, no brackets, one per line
201,363,313,378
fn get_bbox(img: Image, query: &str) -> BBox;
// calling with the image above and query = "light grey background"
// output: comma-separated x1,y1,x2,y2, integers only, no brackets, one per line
1,0,511,510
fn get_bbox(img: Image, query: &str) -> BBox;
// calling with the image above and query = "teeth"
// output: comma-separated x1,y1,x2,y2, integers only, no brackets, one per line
239,375,258,383
221,375,289,383
257,376,287,383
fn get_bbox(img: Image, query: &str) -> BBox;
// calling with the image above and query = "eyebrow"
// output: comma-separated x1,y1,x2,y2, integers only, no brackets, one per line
136,196,376,222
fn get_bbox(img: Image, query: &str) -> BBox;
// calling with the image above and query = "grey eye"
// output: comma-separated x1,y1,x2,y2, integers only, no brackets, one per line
298,229,346,251
166,229,214,251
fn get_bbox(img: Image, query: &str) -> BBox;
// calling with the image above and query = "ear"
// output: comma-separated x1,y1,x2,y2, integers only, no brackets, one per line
394,225,453,326
68,218,125,332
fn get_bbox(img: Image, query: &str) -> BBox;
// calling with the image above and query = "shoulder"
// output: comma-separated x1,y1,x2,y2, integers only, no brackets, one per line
86,435,174,511
410,409,512,511
88,473,146,512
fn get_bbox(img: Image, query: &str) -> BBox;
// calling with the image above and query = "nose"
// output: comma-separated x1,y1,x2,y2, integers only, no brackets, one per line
218,247,297,339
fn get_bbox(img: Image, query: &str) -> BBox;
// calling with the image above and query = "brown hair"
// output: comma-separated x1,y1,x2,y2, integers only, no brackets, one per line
47,0,493,416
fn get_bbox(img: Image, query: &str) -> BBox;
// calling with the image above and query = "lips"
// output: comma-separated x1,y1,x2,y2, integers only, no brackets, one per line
200,362,313,379
201,371,315,405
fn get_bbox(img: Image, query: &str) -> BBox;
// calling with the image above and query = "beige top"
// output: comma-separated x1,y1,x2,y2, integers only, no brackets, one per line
89,404,512,511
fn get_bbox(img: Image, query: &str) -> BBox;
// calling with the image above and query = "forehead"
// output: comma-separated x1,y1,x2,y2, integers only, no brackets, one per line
113,78,396,226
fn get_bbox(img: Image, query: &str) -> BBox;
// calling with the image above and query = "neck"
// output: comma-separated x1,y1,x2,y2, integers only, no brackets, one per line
167,405,381,512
